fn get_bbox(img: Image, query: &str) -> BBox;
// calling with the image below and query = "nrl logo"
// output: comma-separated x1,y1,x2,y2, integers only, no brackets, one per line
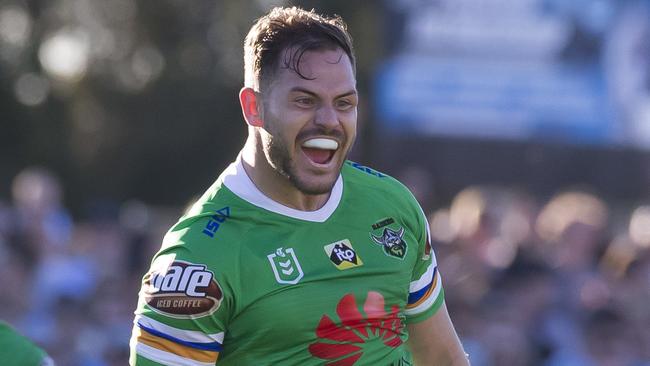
371,227,408,260
267,247,304,285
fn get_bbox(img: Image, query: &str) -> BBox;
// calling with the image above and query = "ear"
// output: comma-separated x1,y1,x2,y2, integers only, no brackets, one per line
239,87,263,127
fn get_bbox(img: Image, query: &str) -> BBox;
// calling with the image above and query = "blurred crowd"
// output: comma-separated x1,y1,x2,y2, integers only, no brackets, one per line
409,179,650,366
445,189,650,365
0,166,648,366
2,1,650,365
0,167,172,365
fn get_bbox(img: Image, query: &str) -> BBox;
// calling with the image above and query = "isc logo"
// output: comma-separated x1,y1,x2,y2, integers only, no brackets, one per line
203,207,230,238
347,162,386,178
143,259,223,318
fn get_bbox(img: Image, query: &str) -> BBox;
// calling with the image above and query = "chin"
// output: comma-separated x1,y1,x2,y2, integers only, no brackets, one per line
290,174,338,196
283,157,343,196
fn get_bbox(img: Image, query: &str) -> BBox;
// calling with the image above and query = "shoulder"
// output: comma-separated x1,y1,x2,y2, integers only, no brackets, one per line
141,196,239,320
155,179,248,273
0,321,50,364
342,160,419,209
342,161,427,238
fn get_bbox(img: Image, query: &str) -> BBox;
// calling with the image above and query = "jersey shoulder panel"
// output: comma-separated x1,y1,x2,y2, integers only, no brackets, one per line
343,161,423,232
161,175,252,257
343,160,396,187
0,321,51,365
131,176,253,365
343,161,417,203
343,161,445,322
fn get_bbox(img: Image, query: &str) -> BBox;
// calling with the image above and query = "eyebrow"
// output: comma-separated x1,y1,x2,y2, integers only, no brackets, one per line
289,87,357,99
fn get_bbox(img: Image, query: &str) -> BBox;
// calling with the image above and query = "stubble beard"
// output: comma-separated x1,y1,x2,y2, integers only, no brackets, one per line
260,103,353,196
265,134,343,196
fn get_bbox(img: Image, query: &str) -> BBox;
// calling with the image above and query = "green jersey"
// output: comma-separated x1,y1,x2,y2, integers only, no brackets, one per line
0,321,54,366
130,159,444,366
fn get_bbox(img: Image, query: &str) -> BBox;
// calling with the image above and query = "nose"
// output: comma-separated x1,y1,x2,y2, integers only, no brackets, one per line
314,105,339,131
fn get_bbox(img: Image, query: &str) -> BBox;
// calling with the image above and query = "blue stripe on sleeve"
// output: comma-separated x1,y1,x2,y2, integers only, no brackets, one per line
407,268,437,305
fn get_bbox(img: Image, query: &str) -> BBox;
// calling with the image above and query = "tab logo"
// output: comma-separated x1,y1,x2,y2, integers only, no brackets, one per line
324,240,363,270
267,247,304,285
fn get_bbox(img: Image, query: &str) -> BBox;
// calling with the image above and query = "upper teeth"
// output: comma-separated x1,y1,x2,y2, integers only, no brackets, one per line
302,138,338,150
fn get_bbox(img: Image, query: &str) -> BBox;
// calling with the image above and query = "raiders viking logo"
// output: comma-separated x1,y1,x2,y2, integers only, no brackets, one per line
371,226,408,260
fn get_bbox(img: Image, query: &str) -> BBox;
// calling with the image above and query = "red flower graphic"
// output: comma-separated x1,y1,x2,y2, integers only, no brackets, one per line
308,292,403,366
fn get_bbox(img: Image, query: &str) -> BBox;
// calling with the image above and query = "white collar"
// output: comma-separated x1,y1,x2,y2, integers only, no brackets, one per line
221,156,343,222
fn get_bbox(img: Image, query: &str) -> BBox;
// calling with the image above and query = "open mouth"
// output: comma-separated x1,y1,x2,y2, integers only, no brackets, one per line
301,138,339,165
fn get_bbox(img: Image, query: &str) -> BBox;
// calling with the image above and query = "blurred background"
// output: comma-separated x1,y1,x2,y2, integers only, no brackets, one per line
1,0,650,365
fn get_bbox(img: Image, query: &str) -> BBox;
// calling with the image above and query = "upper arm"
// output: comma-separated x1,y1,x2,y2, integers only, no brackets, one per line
403,196,468,365
404,201,444,323
406,302,469,366
129,243,231,366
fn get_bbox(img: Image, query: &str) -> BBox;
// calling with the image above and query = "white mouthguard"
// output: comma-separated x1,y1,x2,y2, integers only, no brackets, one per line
302,138,339,150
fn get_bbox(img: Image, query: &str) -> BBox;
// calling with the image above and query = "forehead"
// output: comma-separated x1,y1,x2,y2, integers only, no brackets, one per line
268,48,356,95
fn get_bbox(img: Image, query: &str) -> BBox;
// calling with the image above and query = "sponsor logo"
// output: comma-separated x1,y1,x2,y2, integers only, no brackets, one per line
202,206,230,238
324,240,363,270
308,292,404,365
142,258,222,318
347,162,386,178
372,217,395,230
267,247,304,285
371,226,408,260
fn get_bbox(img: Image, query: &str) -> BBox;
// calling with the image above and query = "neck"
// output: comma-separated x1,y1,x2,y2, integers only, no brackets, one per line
240,136,331,211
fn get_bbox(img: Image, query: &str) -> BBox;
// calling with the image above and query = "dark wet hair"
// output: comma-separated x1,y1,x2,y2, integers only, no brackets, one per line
243,6,355,91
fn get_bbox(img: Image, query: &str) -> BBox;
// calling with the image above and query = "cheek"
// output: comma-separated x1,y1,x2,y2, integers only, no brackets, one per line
278,111,312,139
342,112,357,137
263,118,295,153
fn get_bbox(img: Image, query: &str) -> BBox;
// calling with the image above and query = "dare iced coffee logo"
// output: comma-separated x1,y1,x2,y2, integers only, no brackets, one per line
143,259,222,318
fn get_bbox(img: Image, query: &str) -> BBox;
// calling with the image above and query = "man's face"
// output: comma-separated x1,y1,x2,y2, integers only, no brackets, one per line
259,48,357,195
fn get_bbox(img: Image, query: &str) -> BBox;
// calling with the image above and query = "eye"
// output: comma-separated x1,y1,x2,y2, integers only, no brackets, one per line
336,99,355,111
295,97,315,107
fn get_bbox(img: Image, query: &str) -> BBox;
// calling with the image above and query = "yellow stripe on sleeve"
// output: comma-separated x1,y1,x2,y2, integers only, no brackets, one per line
406,271,439,309
134,326,219,364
